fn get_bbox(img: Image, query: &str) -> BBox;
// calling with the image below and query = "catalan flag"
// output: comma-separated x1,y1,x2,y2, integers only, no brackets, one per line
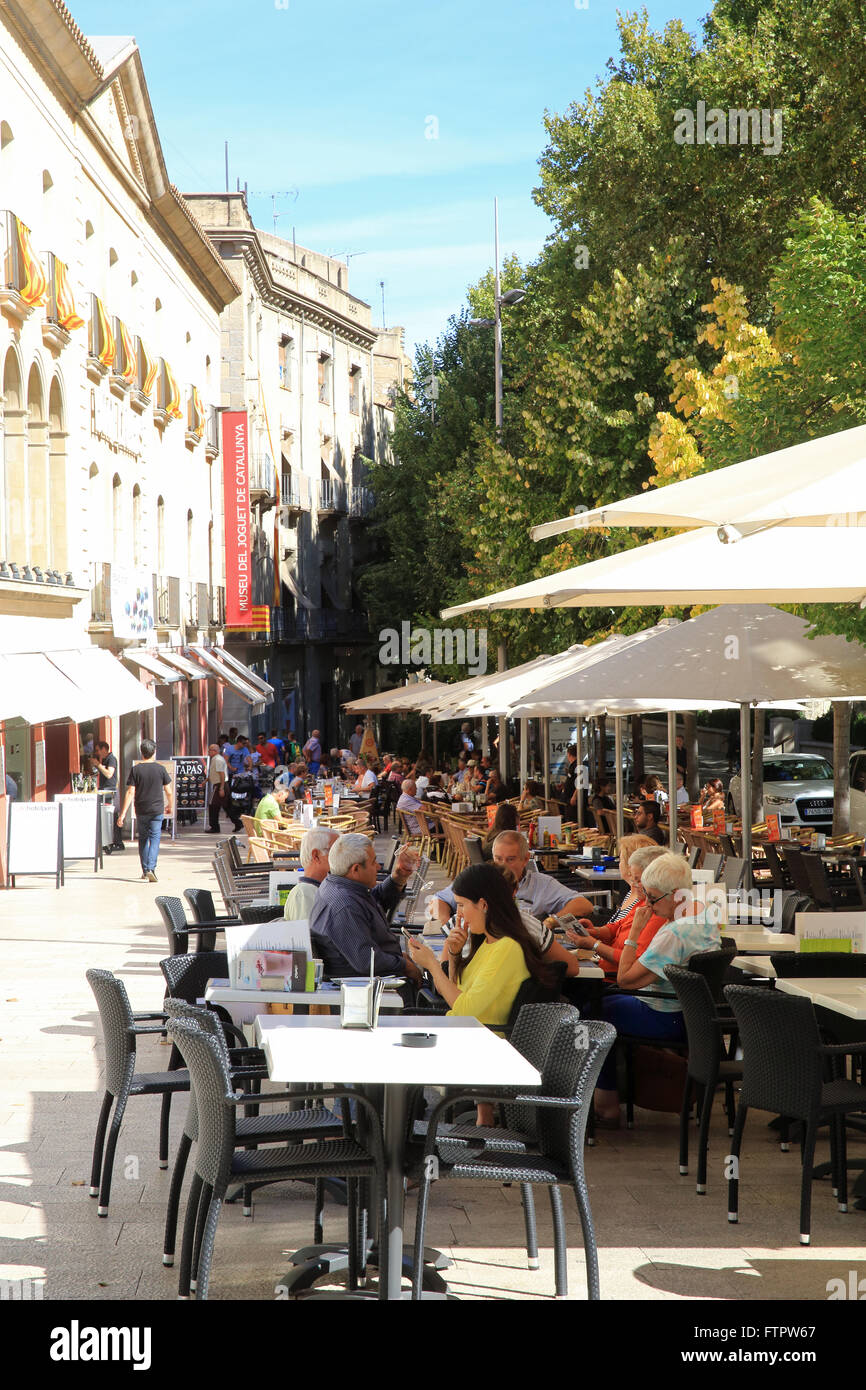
14,217,48,307
53,256,83,330
91,295,115,367
188,385,205,438
116,319,137,384
162,359,183,420
138,338,158,397
232,606,270,634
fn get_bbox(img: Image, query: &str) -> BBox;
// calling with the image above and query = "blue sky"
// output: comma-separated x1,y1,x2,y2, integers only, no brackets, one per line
71,0,711,356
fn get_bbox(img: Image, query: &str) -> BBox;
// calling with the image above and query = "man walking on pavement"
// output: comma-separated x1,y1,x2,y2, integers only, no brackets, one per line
118,739,173,882
206,742,241,833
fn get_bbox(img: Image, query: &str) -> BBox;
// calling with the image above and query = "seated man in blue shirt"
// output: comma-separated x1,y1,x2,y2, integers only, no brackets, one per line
310,833,423,981
435,829,594,925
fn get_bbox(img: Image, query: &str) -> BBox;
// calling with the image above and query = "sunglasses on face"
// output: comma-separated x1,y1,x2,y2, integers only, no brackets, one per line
645,890,672,907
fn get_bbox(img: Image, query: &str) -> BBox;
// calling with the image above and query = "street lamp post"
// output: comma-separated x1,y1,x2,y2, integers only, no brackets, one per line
469,197,526,784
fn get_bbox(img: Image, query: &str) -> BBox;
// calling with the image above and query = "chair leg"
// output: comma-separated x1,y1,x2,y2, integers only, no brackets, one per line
357,1179,369,1282
724,1079,736,1134
313,1177,325,1245
193,1194,223,1301
242,1184,253,1218
411,1176,432,1300
679,1077,692,1176
346,1178,359,1292
696,1079,715,1195
97,1091,129,1216
779,1115,790,1152
178,1171,203,1298
625,1044,635,1129
799,1119,818,1245
376,1169,390,1302
190,1181,213,1292
727,1102,748,1224
89,1090,113,1198
549,1185,568,1299
163,1132,192,1266
158,1092,172,1169
571,1169,600,1302
520,1184,539,1270
837,1114,849,1214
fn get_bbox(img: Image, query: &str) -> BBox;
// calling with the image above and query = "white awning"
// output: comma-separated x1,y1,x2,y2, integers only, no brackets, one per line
47,648,162,717
0,653,90,723
188,646,272,710
157,648,208,681
124,650,184,683
213,647,275,698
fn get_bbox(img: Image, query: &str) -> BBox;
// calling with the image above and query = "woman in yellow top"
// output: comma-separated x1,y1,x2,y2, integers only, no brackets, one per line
406,863,553,1034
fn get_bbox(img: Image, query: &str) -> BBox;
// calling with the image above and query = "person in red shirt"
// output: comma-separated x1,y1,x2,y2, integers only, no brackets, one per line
567,843,668,977
255,733,278,768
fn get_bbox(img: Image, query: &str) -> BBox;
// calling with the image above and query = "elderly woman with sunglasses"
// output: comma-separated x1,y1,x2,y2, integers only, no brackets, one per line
593,851,721,1125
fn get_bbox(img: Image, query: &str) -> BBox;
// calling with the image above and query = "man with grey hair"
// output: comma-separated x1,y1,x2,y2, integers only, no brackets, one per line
309,832,422,980
396,778,423,835
283,828,338,921
435,828,594,925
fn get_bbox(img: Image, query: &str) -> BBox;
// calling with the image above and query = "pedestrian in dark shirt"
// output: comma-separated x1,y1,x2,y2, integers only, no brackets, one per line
118,739,173,882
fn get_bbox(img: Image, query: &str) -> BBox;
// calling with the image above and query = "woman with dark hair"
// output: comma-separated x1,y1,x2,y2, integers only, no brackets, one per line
406,862,552,1033
481,801,519,855
700,777,725,817
483,769,509,804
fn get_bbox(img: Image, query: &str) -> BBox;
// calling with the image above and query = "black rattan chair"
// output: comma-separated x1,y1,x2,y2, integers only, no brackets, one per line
85,969,189,1217
160,1001,343,1274
156,896,222,957
665,966,742,1192
167,1015,388,1299
183,888,242,949
411,1015,615,1300
724,983,866,1244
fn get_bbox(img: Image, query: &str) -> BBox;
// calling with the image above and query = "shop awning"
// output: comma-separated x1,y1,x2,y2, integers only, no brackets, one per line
47,648,162,717
124,650,184,683
0,653,88,722
213,647,275,698
187,646,273,711
157,648,208,681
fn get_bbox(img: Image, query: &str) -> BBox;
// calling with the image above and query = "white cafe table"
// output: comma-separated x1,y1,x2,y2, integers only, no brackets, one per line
205,979,404,1012
732,955,777,979
255,1013,541,1300
775,977,866,1021
723,928,798,954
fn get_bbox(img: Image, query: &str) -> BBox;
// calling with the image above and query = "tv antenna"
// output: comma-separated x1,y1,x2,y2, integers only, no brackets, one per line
249,189,300,234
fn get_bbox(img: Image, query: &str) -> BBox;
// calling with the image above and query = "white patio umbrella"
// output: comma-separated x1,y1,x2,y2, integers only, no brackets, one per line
441,526,866,617
530,423,866,540
343,682,449,714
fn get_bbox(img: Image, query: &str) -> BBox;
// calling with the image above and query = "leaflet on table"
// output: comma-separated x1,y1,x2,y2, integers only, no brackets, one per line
795,911,866,954
267,869,300,905
225,920,312,988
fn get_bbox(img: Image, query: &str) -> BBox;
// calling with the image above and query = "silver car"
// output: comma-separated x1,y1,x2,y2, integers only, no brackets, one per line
728,753,834,831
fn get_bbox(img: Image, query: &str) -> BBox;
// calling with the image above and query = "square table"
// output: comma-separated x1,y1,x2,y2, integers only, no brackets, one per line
723,929,798,955
255,1013,541,1299
774,977,866,1020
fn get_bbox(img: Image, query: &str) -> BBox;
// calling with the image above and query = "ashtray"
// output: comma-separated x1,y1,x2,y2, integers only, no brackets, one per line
400,1032,437,1048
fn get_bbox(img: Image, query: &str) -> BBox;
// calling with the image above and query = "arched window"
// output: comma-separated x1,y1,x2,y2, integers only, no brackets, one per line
157,495,165,572
112,474,123,560
2,348,24,559
132,484,142,568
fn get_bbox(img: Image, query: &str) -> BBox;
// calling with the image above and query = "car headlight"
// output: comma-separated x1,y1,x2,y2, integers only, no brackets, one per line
765,794,795,805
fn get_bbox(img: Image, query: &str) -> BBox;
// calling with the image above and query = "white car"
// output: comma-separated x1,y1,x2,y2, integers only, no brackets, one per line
728,753,834,831
847,751,866,836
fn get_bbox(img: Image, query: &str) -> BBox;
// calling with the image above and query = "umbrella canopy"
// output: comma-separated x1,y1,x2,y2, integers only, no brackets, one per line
500,605,866,706
441,526,866,617
530,423,866,540
342,682,449,714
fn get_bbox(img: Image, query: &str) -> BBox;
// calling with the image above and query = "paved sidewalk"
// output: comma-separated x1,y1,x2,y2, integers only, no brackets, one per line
1,822,865,1301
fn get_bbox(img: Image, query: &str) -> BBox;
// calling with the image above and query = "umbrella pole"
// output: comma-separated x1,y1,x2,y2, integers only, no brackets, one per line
667,712,677,850
519,717,528,791
576,718,584,829
432,718,438,768
614,716,624,843
543,718,550,802
740,701,752,889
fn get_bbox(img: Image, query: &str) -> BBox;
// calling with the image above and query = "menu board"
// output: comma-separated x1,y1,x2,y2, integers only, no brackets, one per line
55,794,100,870
7,801,63,888
171,756,209,820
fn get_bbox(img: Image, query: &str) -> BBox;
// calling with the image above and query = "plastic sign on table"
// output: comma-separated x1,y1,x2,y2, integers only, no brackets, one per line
795,911,866,955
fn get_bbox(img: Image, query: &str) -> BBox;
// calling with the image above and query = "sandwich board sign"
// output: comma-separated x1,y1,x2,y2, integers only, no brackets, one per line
6,801,63,888
56,795,101,872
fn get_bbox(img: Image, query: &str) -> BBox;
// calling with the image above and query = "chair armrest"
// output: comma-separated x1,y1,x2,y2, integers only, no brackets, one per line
129,1024,167,1035
184,917,232,932
819,1041,866,1057
132,1011,168,1021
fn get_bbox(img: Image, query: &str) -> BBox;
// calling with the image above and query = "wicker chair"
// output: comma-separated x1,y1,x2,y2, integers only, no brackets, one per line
665,965,742,1192
159,1000,343,1274
156,895,224,957
724,984,866,1244
410,1015,616,1300
85,969,189,1217
166,1015,389,1299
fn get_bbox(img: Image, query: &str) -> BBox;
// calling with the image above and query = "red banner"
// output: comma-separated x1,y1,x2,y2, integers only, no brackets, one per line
222,411,252,627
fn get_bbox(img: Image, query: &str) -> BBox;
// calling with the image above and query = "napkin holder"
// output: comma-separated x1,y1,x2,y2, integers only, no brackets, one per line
339,951,384,1029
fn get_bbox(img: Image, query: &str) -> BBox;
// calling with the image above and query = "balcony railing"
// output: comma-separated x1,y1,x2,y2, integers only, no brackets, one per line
348,485,374,518
210,586,225,627
317,480,347,514
206,405,220,457
155,574,181,628
249,455,276,500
